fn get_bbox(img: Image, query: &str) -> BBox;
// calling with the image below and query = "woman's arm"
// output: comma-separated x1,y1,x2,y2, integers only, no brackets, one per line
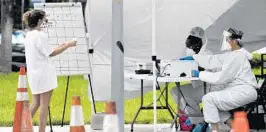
193,53,226,70
198,53,244,84
49,40,77,57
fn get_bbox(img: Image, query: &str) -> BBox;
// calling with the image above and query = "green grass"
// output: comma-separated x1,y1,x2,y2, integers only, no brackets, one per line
0,68,264,127
0,73,179,127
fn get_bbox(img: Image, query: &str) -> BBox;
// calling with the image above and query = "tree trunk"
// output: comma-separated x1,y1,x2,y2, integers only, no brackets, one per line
0,0,13,73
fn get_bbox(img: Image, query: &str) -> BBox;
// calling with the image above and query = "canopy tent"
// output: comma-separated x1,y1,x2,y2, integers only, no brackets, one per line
205,0,266,53
85,0,266,101
254,47,266,54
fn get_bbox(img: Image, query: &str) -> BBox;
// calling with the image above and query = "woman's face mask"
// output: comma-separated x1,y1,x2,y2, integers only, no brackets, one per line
186,48,196,56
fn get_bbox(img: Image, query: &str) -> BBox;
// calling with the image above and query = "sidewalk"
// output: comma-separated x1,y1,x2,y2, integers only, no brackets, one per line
0,124,176,132
0,124,264,132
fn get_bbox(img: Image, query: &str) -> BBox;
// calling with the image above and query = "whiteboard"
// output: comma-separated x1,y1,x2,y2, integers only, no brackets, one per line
34,2,90,76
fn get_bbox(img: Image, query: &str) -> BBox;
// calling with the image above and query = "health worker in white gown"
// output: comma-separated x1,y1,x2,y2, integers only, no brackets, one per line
171,27,219,131
190,28,258,132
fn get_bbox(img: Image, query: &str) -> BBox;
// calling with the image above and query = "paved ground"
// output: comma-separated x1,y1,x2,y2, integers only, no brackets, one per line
0,124,265,132
1,124,174,132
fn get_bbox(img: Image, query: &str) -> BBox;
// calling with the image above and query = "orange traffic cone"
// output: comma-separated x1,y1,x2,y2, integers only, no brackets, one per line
13,66,33,132
232,111,249,132
103,100,119,132
70,96,85,132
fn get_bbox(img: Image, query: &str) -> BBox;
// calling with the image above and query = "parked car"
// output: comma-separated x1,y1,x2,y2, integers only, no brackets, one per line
0,30,26,72
12,43,26,72
12,31,26,72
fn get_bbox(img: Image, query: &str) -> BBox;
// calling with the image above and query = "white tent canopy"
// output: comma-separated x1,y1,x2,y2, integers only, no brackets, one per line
254,47,266,54
85,0,266,101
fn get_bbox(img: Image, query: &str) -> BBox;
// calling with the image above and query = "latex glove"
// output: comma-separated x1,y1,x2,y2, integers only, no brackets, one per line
191,70,200,77
179,56,194,60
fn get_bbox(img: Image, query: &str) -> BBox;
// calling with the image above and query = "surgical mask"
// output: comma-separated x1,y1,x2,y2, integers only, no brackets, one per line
221,31,232,51
186,48,196,56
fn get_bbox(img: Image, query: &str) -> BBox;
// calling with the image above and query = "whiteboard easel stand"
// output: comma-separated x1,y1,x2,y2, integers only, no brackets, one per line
48,106,53,132
61,75,70,127
60,74,95,127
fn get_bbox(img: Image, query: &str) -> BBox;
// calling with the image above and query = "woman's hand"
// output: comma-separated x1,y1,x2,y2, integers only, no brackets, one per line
50,39,77,57
67,39,77,47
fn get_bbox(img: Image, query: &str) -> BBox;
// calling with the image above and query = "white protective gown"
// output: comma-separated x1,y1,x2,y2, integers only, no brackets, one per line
171,42,217,124
193,48,258,123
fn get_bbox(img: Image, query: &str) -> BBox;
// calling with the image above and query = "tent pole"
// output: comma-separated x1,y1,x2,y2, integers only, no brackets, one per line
151,0,157,131
84,0,96,116
111,0,124,132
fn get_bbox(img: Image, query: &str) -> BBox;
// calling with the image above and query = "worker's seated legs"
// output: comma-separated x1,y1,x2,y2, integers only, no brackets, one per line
171,83,204,125
202,85,257,131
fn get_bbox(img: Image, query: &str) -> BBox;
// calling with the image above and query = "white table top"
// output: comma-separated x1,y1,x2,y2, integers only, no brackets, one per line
126,73,200,82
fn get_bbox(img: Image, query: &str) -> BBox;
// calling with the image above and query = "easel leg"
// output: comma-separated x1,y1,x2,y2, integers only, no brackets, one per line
48,106,53,132
61,76,70,127
88,74,97,113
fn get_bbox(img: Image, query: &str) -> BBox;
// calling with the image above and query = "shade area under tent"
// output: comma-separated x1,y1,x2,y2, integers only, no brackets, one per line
85,0,266,102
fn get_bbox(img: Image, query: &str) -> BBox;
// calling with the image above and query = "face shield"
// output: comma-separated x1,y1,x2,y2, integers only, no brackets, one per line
221,30,232,51
221,28,244,51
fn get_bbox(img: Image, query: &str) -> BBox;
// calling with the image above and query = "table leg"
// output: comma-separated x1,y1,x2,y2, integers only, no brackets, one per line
131,79,144,132
165,82,178,130
170,82,180,130
165,82,175,119
204,82,207,94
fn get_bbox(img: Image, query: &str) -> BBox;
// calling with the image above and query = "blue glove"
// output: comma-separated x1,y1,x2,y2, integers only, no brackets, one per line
192,123,211,132
191,70,200,77
180,56,194,60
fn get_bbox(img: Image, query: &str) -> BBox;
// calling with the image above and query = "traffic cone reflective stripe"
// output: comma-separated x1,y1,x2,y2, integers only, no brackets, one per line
16,88,29,102
16,68,28,102
70,96,85,132
18,75,27,88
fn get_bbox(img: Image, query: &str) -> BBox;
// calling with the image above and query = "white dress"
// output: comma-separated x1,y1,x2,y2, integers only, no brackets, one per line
24,30,57,94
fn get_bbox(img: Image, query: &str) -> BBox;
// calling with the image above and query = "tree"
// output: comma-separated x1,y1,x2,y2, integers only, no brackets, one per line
0,0,14,73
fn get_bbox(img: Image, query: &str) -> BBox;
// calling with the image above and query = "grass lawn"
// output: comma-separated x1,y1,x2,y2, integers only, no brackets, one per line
0,68,263,127
0,73,179,127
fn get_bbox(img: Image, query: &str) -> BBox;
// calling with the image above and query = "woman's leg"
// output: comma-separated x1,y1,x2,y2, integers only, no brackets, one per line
225,118,233,128
171,83,204,124
202,85,256,131
38,90,53,132
30,94,40,118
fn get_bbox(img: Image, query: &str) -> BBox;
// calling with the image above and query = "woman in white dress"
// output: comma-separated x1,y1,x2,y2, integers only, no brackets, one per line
23,10,77,132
